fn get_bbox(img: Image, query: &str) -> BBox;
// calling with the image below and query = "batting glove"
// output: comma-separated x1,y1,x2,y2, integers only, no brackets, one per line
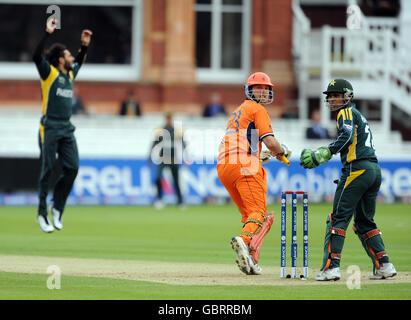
260,150,273,164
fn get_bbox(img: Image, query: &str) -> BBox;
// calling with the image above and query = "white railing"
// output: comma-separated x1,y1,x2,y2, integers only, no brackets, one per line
292,0,310,64
365,17,399,32
292,0,311,120
292,2,411,132
321,26,411,130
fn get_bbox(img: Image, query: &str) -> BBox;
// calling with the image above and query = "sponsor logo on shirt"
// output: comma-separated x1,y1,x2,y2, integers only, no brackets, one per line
56,88,73,98
343,124,353,131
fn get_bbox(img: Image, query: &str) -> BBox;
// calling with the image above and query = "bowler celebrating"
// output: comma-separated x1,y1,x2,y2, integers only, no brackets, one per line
32,18,92,233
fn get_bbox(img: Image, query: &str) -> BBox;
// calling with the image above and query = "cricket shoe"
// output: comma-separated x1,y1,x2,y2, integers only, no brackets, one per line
37,215,54,233
50,206,63,230
231,236,257,275
249,262,262,275
369,263,397,280
315,267,341,281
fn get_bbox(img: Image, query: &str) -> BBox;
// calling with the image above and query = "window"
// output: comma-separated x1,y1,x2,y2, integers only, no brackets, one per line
195,0,251,83
0,0,142,81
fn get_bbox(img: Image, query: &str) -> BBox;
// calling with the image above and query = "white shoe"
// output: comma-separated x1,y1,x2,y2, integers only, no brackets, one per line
249,263,262,275
231,236,258,275
50,206,63,230
369,263,397,280
316,267,341,281
154,200,165,210
37,215,54,233
178,204,187,211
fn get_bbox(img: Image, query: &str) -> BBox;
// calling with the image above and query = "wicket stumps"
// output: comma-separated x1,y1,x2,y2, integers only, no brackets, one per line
281,191,308,279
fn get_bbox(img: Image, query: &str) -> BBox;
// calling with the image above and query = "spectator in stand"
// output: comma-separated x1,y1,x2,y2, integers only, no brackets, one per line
119,90,141,117
203,92,227,118
306,109,332,139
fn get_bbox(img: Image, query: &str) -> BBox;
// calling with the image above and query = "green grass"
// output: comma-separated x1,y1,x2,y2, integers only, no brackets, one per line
1,271,410,300
0,203,410,299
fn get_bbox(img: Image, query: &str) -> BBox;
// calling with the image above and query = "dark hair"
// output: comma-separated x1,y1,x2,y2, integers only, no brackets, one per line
45,43,66,67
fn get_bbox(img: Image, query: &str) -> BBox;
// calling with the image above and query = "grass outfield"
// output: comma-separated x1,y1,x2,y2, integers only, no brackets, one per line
2,272,410,300
0,203,410,300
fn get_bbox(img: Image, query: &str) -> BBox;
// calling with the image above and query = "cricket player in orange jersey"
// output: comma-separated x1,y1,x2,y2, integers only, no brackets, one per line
217,72,291,275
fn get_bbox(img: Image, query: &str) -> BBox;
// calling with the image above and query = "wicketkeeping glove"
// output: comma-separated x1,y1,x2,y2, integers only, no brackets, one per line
300,149,314,169
300,147,331,169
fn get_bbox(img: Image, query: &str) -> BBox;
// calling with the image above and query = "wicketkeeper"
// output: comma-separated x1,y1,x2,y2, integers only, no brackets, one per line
217,72,291,275
32,18,92,233
300,79,396,280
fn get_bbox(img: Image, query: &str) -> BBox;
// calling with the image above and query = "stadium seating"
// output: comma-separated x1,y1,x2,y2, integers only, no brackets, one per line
1,108,410,161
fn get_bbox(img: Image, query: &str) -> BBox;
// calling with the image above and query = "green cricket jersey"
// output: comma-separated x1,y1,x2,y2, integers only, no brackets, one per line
33,32,87,121
35,57,81,120
328,104,377,166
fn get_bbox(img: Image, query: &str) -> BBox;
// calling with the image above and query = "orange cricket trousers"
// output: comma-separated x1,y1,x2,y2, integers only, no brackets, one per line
217,159,268,245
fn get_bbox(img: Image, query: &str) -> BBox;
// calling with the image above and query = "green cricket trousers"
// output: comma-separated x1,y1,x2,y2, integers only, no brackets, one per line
38,118,79,217
321,159,390,272
155,163,183,205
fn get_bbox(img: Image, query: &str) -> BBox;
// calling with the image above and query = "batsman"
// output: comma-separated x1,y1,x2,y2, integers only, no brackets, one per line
300,79,396,280
32,18,92,233
217,72,291,275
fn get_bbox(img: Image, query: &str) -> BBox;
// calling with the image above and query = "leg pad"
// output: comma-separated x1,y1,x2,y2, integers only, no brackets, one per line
249,213,274,263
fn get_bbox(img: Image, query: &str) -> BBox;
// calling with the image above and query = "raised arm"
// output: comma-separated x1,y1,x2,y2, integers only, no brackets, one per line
32,32,50,65
75,29,93,66
32,19,58,79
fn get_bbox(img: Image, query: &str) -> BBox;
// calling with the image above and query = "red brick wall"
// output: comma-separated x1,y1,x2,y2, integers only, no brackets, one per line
1,0,295,118
263,0,292,61
150,0,166,66
252,0,292,67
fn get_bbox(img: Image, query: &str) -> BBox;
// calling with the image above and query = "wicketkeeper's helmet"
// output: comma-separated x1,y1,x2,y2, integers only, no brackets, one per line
322,79,354,111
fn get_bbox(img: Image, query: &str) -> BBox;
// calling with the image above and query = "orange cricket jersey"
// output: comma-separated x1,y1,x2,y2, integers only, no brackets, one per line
218,99,274,164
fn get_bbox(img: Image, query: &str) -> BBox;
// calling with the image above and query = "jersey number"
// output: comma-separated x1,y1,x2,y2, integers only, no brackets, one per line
226,110,241,135
364,124,375,150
